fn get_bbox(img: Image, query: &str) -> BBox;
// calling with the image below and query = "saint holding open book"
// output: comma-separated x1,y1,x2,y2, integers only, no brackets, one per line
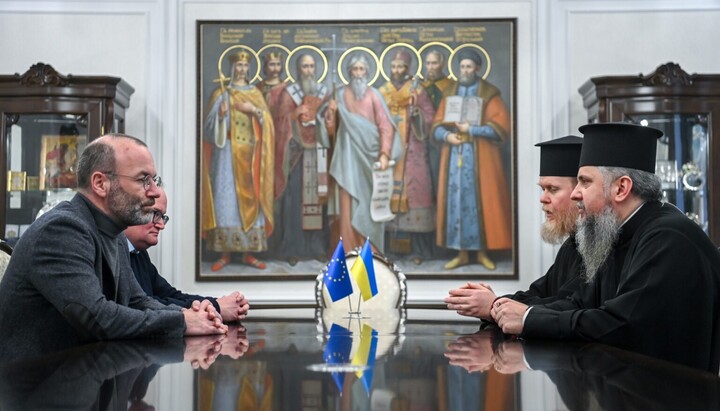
431,49,512,271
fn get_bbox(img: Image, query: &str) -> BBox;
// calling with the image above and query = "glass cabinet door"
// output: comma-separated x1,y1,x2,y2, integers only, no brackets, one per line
625,114,709,234
579,63,720,244
4,113,88,239
0,63,134,239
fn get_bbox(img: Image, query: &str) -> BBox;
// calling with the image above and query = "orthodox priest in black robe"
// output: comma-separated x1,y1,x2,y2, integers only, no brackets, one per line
492,123,720,373
446,136,585,319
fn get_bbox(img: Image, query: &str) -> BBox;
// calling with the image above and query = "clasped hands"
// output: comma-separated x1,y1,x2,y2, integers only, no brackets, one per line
183,325,251,369
183,299,227,336
445,331,527,375
445,282,528,335
217,291,250,323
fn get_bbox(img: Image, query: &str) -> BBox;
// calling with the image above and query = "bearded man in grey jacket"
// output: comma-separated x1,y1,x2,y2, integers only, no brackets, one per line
0,134,226,363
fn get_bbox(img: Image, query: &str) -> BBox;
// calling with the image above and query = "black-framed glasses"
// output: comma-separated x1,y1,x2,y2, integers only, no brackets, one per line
152,210,169,225
105,173,162,190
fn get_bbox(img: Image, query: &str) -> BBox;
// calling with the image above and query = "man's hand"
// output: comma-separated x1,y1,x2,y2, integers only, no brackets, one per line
445,133,462,145
324,100,337,136
234,101,256,114
378,153,390,171
445,282,497,320
455,121,470,133
444,331,495,373
219,325,250,359
217,291,251,323
295,104,310,121
493,339,527,374
491,298,528,335
183,334,224,369
183,299,228,336
219,100,228,118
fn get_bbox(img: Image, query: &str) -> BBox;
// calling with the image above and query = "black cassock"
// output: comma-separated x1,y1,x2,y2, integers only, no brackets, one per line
523,201,720,373
506,235,584,305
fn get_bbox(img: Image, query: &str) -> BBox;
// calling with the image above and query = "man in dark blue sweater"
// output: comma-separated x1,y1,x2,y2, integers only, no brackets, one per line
125,189,249,322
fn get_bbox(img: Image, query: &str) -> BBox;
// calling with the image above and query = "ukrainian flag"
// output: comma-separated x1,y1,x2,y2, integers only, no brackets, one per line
350,238,378,301
351,323,378,394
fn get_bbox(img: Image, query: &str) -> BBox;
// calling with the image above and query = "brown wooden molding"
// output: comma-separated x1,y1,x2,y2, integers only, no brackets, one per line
18,62,70,87
640,62,693,86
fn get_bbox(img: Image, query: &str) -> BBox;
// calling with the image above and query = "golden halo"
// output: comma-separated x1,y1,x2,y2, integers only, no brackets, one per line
257,43,292,81
417,41,454,81
448,44,492,80
378,43,421,82
217,45,261,84
285,45,329,83
337,46,381,86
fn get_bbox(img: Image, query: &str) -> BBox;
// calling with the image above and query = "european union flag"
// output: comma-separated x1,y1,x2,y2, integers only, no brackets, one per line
350,238,378,301
323,323,353,393
324,239,353,302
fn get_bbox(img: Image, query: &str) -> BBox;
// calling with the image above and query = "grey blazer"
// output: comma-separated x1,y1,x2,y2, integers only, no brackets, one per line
0,194,185,363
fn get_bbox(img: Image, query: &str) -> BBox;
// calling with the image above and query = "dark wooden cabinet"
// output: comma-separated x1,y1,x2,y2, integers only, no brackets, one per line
579,62,720,245
0,63,134,238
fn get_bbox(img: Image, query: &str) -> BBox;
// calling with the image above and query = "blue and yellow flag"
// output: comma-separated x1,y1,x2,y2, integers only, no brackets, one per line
351,323,378,394
324,239,353,302
350,238,378,301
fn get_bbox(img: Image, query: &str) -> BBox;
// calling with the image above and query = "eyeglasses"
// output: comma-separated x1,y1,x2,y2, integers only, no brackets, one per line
105,173,162,190
152,210,169,225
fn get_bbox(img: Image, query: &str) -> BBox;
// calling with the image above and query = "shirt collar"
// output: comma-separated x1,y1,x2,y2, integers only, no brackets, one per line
127,238,138,253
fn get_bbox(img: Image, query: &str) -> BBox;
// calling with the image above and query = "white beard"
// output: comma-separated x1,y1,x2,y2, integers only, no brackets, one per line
350,77,368,100
576,204,621,283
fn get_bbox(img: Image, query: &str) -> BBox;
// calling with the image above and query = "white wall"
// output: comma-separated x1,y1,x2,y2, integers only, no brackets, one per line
2,0,719,307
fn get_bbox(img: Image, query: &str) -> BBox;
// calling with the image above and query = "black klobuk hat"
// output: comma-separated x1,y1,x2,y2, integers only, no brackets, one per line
578,123,663,173
535,135,583,177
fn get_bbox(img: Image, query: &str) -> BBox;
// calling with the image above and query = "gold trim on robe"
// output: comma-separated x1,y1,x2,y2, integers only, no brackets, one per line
201,86,275,238
433,79,512,250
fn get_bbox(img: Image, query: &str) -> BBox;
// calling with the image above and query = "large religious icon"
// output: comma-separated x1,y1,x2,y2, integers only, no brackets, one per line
38,134,87,190
197,19,516,281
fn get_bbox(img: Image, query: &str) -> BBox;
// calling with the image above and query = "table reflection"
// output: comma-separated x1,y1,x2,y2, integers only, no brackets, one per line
1,312,718,410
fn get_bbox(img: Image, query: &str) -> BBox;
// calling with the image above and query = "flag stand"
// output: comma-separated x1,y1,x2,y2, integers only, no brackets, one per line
345,294,368,318
346,298,360,316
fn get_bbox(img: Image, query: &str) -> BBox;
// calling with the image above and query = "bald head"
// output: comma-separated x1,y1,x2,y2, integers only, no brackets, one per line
77,134,148,189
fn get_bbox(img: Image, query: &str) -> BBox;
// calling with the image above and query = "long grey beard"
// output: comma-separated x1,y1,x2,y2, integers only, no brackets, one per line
350,77,368,100
576,205,621,283
459,72,478,86
300,75,317,95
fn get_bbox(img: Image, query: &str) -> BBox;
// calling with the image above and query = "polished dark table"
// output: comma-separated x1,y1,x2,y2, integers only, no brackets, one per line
1,308,718,410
